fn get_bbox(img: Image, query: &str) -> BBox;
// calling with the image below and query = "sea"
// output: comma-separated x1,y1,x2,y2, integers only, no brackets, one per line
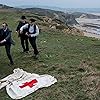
65,8,100,13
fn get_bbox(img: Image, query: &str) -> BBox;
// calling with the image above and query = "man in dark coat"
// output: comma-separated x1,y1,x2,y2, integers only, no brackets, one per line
20,18,39,59
16,16,29,53
0,22,14,65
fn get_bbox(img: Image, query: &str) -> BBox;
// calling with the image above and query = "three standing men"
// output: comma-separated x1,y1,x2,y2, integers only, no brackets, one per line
0,16,39,65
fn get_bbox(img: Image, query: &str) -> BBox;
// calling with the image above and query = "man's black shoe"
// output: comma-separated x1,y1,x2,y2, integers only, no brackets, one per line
24,49,29,53
25,51,29,53
33,54,39,60
10,62,14,65
8,62,14,66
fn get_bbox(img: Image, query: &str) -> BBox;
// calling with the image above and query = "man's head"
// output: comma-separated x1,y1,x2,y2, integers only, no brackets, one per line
29,18,36,25
21,16,26,20
21,16,26,22
2,22,8,30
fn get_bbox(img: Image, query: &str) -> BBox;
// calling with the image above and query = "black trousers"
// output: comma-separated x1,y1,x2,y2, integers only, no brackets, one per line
29,37,39,55
20,36,29,52
5,44,13,64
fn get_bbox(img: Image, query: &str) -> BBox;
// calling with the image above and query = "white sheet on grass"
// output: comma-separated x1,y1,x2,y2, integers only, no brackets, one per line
0,68,57,99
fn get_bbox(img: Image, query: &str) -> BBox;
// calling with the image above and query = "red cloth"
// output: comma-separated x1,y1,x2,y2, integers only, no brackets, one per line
19,79,38,88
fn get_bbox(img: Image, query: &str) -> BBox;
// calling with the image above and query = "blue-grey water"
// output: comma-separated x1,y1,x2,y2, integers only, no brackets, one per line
65,8,100,13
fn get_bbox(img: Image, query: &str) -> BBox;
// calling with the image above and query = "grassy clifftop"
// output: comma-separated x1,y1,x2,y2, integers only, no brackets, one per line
0,11,100,100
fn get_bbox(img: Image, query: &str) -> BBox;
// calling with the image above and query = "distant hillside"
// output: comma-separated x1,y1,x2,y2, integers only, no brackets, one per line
0,4,13,9
22,8,78,25
0,4,78,25
16,5,67,12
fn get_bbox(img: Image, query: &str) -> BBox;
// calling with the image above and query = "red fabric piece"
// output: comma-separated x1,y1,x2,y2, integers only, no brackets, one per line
19,79,38,88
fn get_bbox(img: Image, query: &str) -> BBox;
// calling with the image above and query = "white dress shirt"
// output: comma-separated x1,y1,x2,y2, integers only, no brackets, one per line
20,24,39,37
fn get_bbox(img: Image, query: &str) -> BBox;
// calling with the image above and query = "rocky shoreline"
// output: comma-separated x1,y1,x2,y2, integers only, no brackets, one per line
75,14,100,39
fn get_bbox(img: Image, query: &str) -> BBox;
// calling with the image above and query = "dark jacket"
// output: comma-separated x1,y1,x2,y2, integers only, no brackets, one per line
16,21,28,38
16,21,27,32
0,28,14,46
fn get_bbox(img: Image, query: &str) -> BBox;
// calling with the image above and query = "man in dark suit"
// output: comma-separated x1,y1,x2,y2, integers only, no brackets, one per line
16,16,29,53
0,22,14,65
20,18,39,59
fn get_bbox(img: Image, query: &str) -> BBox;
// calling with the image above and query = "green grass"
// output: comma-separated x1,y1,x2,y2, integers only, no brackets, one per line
0,11,100,100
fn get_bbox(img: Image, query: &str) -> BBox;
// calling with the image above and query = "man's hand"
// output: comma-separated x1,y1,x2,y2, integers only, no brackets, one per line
25,33,31,37
16,31,20,37
20,30,23,34
16,31,18,33
0,39,6,44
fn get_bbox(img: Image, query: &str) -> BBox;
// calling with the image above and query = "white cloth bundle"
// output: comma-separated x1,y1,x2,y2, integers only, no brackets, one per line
0,68,57,99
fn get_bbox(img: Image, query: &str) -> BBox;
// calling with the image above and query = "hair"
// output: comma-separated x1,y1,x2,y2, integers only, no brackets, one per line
2,22,8,26
21,16,26,19
29,18,36,22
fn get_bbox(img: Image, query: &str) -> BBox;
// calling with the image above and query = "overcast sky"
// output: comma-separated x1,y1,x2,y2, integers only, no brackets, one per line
0,0,100,8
